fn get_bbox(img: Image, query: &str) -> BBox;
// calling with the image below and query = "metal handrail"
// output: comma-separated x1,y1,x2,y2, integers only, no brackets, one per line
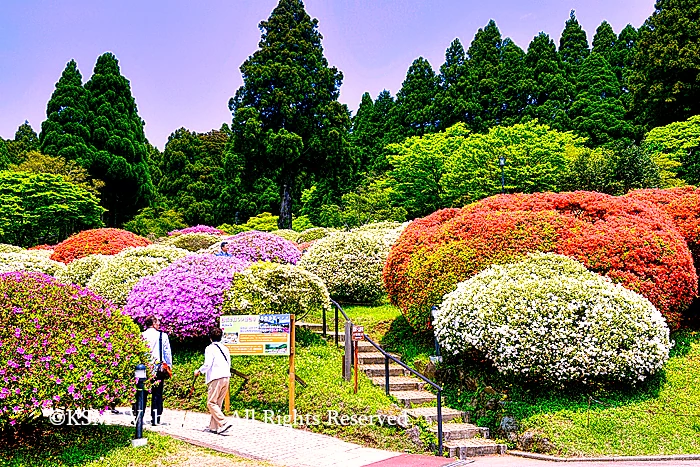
329,299,350,346
362,334,443,457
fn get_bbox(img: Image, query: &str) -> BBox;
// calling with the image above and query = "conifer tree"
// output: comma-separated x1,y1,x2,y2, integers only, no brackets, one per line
83,52,154,226
498,38,528,126
629,0,700,128
228,0,351,229
390,57,440,140
570,53,636,146
466,20,503,132
40,60,91,164
436,38,472,130
558,10,590,74
523,33,574,131
592,21,617,63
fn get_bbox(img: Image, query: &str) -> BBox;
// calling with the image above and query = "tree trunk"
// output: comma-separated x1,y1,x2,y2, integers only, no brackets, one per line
279,183,292,229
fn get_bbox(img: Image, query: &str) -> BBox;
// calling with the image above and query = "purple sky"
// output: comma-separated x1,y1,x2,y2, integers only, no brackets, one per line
0,0,654,149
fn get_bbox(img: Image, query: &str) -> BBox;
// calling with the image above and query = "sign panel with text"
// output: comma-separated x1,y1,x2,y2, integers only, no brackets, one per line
220,314,291,356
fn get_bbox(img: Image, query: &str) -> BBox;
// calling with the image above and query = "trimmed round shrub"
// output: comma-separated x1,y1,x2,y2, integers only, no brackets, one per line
296,227,336,244
168,225,225,236
270,229,300,242
51,228,151,264
23,249,53,259
124,255,250,339
225,231,301,264
299,227,403,304
222,262,331,321
117,244,190,263
385,192,697,330
626,187,700,273
0,252,66,277
160,232,221,252
87,256,170,307
354,221,404,231
54,254,110,287
0,272,146,426
434,254,671,384
0,244,24,254
217,223,251,235
28,244,54,251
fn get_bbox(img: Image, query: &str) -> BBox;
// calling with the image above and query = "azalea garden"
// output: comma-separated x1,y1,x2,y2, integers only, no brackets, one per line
3,0,700,463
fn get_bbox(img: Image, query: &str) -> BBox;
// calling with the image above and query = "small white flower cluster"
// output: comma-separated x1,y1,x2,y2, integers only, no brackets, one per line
86,255,170,307
0,252,66,277
55,254,110,286
0,244,24,254
298,226,403,303
222,262,330,321
433,253,672,384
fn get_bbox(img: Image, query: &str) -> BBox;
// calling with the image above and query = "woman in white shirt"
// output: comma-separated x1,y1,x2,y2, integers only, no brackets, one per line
194,326,232,434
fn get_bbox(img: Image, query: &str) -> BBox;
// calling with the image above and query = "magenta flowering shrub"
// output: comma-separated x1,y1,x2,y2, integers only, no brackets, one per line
0,272,146,427
124,255,250,339
168,225,225,236
225,231,301,265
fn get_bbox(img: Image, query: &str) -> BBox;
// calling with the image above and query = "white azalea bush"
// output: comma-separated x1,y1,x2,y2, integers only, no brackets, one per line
270,229,300,243
354,221,405,231
0,244,24,253
86,256,169,307
298,227,403,303
55,254,109,287
117,244,190,264
222,262,330,321
296,227,336,244
433,253,672,384
160,232,221,252
0,252,66,276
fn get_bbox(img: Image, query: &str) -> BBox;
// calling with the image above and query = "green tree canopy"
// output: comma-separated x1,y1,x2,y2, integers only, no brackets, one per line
228,0,352,229
592,21,617,62
558,10,590,76
6,122,40,164
39,60,91,164
83,52,154,226
629,0,700,128
0,171,104,247
8,150,104,195
643,115,700,186
390,57,440,140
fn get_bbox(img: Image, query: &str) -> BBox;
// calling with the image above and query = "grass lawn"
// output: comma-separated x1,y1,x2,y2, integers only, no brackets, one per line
0,420,273,467
165,327,425,453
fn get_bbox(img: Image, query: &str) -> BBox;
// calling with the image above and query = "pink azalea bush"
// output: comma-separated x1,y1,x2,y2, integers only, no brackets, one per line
0,271,146,427
124,255,250,339
168,225,226,236
225,231,301,265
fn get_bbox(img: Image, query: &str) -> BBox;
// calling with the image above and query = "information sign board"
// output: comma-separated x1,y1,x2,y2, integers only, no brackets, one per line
220,314,291,356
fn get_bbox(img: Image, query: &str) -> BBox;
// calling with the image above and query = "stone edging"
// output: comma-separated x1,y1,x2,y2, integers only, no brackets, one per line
165,431,269,462
508,451,700,462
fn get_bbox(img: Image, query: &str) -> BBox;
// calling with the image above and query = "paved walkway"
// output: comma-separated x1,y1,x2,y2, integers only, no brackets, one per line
93,408,700,467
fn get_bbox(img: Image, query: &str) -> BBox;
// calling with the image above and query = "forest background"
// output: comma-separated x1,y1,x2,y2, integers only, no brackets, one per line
1,0,698,243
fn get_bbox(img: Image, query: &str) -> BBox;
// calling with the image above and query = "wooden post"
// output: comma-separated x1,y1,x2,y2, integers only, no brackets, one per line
225,387,230,414
353,337,359,394
289,314,296,420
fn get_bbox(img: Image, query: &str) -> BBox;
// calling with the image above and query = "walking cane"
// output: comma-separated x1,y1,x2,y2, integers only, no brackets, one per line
182,373,199,427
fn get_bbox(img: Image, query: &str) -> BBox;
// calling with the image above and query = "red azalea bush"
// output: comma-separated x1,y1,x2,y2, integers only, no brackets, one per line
51,228,151,264
0,271,146,427
28,244,54,251
384,192,697,331
626,187,700,273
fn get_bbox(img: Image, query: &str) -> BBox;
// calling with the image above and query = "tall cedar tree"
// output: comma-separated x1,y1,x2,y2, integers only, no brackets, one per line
523,32,574,131
558,11,590,77
157,127,229,226
228,0,352,229
5,122,40,164
40,60,91,165
83,52,154,226
629,0,700,129
436,38,471,130
592,21,617,64
466,20,503,132
498,38,528,126
390,57,440,140
570,53,637,146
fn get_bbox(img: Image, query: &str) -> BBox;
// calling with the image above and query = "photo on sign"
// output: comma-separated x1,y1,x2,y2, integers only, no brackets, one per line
265,343,288,355
259,314,290,333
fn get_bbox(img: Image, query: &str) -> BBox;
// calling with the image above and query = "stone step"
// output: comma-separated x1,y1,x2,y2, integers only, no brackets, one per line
404,406,468,424
445,438,507,458
356,340,375,353
357,351,400,365
371,376,425,391
429,423,489,441
361,364,411,377
391,390,437,408
296,321,324,331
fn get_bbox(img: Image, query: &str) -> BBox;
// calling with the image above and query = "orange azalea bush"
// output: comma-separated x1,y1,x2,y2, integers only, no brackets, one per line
626,187,700,273
384,192,697,331
51,228,151,264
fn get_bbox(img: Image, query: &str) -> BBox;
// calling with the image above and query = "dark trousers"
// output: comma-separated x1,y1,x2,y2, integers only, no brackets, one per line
151,379,164,425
